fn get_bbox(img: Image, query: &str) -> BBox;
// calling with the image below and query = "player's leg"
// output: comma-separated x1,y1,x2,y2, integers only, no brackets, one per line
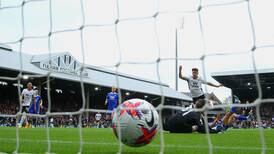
28,103,37,127
167,119,192,133
227,114,236,126
32,102,41,127
226,113,249,126
18,106,29,127
106,106,116,127
106,112,111,121
18,111,24,128
222,105,241,125
233,113,249,121
106,111,113,127
18,114,25,128
222,112,233,126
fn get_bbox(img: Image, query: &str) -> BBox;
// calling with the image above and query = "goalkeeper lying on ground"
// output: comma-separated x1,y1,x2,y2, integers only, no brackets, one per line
164,99,221,133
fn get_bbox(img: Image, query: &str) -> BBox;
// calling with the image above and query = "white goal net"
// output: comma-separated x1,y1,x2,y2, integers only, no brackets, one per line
0,0,274,154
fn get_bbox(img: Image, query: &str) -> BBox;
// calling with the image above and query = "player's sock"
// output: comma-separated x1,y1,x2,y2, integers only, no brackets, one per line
19,114,26,126
17,122,22,128
17,117,22,127
230,107,237,113
107,120,111,127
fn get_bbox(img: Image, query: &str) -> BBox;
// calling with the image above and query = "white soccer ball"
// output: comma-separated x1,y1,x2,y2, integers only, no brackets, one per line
112,98,159,147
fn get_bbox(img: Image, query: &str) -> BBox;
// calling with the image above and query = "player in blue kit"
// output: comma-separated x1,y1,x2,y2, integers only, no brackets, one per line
29,89,43,114
29,89,43,127
212,96,252,132
105,87,119,126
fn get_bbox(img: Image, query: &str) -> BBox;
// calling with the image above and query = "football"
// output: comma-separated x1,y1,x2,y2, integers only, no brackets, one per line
112,98,159,147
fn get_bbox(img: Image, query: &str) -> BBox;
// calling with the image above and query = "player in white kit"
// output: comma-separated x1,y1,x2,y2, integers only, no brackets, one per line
18,82,35,128
179,66,223,104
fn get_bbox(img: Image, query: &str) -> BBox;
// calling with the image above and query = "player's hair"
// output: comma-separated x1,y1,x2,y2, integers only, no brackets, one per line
192,68,199,72
195,99,206,109
112,86,117,92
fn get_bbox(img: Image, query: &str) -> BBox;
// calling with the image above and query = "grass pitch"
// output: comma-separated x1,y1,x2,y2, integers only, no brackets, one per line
0,127,274,154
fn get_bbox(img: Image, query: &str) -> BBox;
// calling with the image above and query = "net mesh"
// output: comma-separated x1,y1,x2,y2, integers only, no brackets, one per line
0,0,273,154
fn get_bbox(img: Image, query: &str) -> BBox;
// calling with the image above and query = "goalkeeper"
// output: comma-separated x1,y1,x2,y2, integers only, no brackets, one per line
165,99,220,133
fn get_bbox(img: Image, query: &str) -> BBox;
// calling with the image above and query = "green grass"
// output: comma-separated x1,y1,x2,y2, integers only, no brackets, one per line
0,127,274,154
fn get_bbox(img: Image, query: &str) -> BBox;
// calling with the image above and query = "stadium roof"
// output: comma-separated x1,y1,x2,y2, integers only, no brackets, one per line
212,69,274,101
0,48,192,101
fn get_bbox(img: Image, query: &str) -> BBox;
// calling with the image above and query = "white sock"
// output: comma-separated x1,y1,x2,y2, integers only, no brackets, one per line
20,114,26,125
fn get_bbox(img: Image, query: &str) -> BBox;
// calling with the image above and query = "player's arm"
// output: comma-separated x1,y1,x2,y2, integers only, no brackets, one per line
40,99,43,109
205,81,223,88
105,94,108,106
33,95,36,112
179,65,189,81
199,78,223,87
115,94,119,108
20,90,25,104
196,116,218,134
20,95,23,104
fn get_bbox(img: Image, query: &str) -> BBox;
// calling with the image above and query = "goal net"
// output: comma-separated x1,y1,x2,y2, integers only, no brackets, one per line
0,0,273,153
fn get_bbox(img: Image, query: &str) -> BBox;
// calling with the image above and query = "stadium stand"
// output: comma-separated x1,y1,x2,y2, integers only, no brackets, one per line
212,70,274,128
0,47,192,128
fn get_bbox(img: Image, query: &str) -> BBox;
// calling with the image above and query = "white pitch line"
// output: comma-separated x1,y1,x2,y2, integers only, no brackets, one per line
0,138,274,151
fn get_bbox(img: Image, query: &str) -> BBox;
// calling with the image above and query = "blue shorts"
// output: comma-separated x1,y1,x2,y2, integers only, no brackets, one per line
107,107,118,115
106,109,114,115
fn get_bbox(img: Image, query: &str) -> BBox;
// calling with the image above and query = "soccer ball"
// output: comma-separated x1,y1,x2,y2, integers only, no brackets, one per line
112,98,159,147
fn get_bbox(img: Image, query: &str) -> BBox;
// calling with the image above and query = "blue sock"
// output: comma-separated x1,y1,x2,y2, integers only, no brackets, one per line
236,115,247,121
230,107,237,113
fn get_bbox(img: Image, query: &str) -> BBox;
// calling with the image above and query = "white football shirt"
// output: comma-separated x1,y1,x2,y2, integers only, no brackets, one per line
185,76,206,98
21,89,34,106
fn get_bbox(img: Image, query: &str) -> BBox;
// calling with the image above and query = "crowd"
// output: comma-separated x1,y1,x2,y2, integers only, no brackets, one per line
0,102,17,127
231,117,274,129
0,98,273,129
47,113,109,128
0,112,110,128
1,103,273,129
0,101,109,128
0,84,119,128
224,103,274,129
0,102,18,115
